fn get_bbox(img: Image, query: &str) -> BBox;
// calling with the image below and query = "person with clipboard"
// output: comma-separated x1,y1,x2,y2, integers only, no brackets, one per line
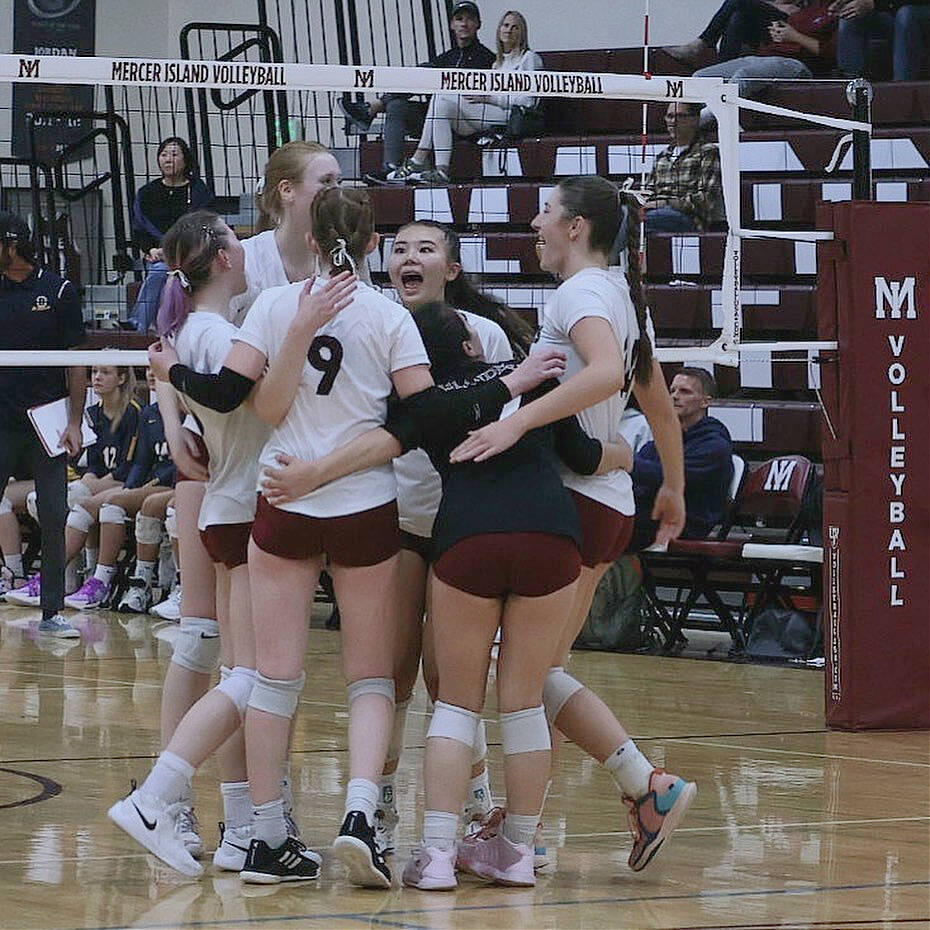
0,210,86,638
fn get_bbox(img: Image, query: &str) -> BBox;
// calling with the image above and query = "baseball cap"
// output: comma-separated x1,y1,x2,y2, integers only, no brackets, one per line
0,210,31,245
451,1,480,21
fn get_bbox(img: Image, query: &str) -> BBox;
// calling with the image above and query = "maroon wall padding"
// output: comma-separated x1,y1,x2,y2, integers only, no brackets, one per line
818,201,930,730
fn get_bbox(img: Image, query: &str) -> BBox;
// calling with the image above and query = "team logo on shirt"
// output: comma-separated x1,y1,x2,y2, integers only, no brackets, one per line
31,295,51,312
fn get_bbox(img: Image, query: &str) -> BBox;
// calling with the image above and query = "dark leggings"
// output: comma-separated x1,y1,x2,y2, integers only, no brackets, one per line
700,0,788,60
0,428,67,619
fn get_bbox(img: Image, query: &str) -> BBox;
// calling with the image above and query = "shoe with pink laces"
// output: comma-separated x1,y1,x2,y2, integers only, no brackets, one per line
5,573,42,607
64,576,109,610
457,813,534,887
402,845,457,890
623,769,697,872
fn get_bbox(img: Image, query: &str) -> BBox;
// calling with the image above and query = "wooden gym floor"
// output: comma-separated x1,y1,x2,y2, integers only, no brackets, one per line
1,603,927,930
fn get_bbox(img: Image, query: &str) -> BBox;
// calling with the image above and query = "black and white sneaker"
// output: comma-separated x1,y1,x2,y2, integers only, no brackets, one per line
337,98,374,133
239,836,322,884
333,811,392,888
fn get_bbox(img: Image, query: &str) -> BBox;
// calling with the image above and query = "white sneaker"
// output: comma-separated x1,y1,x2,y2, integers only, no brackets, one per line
37,614,81,639
150,583,182,621
108,786,204,877
213,822,253,871
5,573,41,606
374,806,399,854
402,845,457,890
177,804,204,858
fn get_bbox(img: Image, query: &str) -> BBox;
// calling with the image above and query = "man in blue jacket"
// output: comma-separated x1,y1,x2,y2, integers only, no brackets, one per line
632,367,733,550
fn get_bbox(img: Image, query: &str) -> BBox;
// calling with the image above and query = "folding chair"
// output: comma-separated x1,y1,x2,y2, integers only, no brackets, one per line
640,455,817,656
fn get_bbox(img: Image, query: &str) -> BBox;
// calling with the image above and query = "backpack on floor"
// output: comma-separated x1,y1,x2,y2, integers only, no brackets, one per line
574,555,645,652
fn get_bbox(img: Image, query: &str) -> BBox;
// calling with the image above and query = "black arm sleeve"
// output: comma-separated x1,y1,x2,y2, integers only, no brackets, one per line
169,364,255,413
552,415,603,476
384,378,512,453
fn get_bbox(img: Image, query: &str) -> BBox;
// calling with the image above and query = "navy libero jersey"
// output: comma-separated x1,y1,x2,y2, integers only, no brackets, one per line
123,403,176,489
0,267,85,430
85,400,141,482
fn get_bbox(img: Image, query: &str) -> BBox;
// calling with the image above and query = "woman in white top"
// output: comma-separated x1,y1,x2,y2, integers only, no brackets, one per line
451,176,697,872
390,10,543,183
169,188,432,888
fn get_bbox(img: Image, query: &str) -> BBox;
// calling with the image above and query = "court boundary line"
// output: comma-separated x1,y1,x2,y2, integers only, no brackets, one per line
682,738,930,768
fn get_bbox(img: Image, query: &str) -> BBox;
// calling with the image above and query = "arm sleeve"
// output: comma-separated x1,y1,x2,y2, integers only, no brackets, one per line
384,378,511,453
168,364,256,413
551,414,604,476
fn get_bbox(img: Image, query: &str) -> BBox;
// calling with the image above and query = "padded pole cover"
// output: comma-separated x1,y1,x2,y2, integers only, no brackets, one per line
817,201,929,730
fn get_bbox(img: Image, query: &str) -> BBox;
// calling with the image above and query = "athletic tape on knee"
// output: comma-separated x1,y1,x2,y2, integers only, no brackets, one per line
0,497,11,516
471,717,488,765
66,504,94,534
170,615,221,673
99,503,128,525
347,677,395,705
135,512,163,546
387,697,410,762
164,506,177,539
500,705,551,755
247,670,306,719
427,701,479,749
543,666,584,723
215,665,258,717
25,490,38,522
67,480,91,509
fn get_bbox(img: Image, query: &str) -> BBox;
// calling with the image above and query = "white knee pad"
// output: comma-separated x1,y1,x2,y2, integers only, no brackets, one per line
500,705,551,755
387,697,410,762
216,665,258,717
26,490,39,522
427,701,479,749
67,480,92,509
66,504,94,534
165,506,178,540
99,503,128,525
0,496,11,516
542,666,584,723
135,512,163,546
471,717,488,765
247,670,307,719
347,677,395,705
171,616,221,674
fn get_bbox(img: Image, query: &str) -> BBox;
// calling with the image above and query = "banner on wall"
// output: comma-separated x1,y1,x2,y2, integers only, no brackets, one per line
12,0,96,164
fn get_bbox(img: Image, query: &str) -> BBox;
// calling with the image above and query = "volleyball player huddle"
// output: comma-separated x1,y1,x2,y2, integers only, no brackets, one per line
108,140,697,891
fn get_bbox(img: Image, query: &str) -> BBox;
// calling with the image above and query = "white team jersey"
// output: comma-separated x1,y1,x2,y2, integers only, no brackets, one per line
534,267,641,515
228,230,288,325
395,311,513,538
237,277,429,518
172,312,271,529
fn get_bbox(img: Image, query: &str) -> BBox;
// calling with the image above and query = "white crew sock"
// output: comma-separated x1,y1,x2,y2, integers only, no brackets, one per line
604,738,655,798
4,553,23,577
135,559,157,586
344,777,379,822
84,547,98,573
502,812,537,848
93,563,116,586
140,749,195,805
423,810,458,851
252,797,287,849
464,768,492,821
220,781,252,830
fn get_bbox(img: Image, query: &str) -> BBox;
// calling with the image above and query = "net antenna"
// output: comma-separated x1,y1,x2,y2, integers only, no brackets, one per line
0,53,870,369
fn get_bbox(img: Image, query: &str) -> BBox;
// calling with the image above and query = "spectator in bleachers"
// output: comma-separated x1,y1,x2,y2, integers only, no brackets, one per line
667,0,805,68
630,368,733,551
0,210,86,637
339,0,495,184
693,3,838,109
830,0,929,80
643,102,725,233
128,137,214,332
386,10,543,184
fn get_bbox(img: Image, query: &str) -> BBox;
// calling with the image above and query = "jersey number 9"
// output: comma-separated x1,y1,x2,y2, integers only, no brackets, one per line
307,335,344,395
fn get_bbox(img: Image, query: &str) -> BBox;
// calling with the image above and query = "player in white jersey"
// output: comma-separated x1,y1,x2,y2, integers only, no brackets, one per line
168,187,431,888
451,176,697,872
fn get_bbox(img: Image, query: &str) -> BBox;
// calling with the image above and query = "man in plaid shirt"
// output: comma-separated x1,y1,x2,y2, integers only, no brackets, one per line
645,102,725,232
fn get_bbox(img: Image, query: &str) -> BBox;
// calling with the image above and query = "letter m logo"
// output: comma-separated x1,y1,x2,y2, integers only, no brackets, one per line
875,276,916,320
354,68,374,89
665,80,683,98
763,459,798,492
19,58,40,78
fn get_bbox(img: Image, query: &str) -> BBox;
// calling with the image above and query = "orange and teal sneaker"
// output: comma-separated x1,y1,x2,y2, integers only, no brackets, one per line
623,769,697,872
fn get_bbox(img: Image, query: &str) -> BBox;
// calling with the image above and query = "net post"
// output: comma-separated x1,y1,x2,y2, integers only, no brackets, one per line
846,78,872,201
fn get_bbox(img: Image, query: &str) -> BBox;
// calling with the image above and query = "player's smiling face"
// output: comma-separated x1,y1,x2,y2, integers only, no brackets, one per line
532,188,571,275
389,225,462,309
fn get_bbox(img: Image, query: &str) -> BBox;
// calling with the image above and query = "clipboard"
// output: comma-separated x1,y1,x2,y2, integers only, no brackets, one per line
27,397,97,457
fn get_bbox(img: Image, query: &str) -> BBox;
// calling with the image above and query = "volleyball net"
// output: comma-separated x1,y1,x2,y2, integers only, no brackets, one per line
0,53,871,376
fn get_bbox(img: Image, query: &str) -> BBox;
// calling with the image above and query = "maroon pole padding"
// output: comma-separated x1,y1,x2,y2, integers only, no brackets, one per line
819,201,930,730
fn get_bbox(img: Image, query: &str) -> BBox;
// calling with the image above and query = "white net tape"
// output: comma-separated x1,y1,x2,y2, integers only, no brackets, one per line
0,53,865,367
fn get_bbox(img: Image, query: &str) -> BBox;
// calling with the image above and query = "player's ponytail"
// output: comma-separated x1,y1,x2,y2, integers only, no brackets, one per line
311,187,373,274
617,188,654,387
